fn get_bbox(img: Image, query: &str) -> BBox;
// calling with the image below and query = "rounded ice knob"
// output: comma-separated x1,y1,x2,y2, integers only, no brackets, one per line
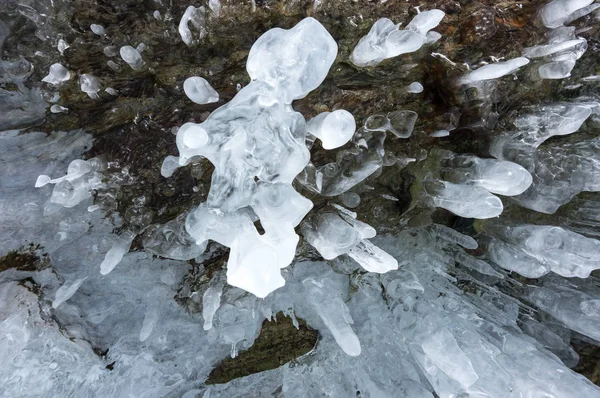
307,110,356,150
120,45,143,70
179,123,210,149
183,76,219,105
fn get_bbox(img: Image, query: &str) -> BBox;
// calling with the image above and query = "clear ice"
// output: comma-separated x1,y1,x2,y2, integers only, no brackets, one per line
183,76,219,105
351,10,445,67
3,2,600,398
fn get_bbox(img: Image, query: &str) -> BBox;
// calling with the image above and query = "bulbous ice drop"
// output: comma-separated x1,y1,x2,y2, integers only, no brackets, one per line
471,158,533,196
139,305,159,342
407,81,424,93
460,57,530,84
90,24,105,36
503,225,600,278
351,19,422,67
388,110,418,138
202,281,223,331
523,39,586,58
42,63,70,86
307,110,356,150
301,213,361,260
405,9,446,35
426,180,503,219
160,155,180,178
35,175,51,187
120,45,143,70
183,76,219,105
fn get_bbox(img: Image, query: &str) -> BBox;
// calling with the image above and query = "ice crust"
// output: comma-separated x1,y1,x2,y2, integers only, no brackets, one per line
351,10,445,67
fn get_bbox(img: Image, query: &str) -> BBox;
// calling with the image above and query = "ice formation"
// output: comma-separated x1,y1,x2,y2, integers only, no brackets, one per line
35,158,105,207
41,63,70,86
540,0,595,28
407,81,424,93
172,18,338,298
486,223,600,278
440,152,533,196
460,57,530,84
306,110,356,149
90,23,105,36
179,5,207,46
183,76,219,105
209,0,221,17
524,26,588,80
120,45,143,71
79,74,101,99
4,1,600,397
301,209,398,273
365,110,418,138
491,101,599,213
351,10,445,67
